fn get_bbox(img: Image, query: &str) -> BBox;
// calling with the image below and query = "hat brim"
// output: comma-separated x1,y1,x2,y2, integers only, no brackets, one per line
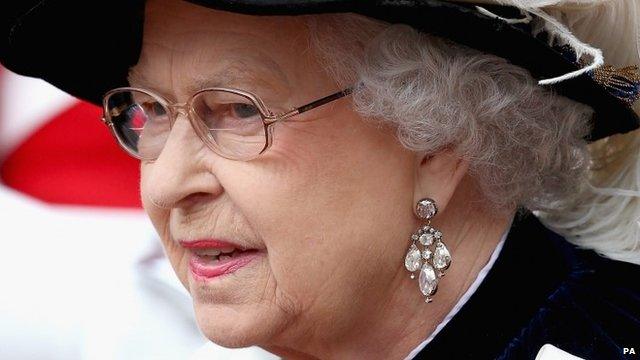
1,0,637,141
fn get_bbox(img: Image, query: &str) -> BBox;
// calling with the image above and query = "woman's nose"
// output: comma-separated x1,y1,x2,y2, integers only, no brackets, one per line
141,113,224,209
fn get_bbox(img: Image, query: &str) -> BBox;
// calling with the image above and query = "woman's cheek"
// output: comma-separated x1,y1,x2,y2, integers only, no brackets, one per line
140,165,189,285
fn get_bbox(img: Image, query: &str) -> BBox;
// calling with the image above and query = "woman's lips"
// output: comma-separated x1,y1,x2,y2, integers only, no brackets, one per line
180,239,245,250
179,239,263,281
188,249,262,280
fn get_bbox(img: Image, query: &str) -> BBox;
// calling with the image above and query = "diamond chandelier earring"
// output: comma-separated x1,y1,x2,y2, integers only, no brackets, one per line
404,198,452,303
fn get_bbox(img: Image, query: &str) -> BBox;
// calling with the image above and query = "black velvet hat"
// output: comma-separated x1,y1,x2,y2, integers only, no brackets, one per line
2,0,639,141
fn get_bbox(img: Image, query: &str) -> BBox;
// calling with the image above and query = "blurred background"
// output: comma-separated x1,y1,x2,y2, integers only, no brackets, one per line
0,66,278,359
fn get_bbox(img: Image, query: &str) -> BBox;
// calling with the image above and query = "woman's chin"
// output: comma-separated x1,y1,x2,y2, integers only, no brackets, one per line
183,253,285,348
192,302,282,349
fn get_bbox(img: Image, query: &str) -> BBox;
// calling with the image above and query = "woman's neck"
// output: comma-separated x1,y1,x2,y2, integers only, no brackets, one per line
345,205,514,359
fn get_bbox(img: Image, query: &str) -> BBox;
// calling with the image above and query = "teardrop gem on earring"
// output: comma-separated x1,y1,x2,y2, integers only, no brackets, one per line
419,262,438,297
433,241,452,271
404,243,422,272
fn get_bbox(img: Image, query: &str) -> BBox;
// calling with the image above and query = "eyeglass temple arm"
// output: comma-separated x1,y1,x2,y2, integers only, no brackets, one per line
298,87,354,113
278,86,354,121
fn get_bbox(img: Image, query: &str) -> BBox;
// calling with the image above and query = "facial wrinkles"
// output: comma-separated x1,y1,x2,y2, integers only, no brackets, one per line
139,5,405,355
144,27,292,101
189,61,291,104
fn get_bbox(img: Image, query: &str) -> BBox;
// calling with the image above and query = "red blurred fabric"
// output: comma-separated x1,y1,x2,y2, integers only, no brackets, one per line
1,102,142,208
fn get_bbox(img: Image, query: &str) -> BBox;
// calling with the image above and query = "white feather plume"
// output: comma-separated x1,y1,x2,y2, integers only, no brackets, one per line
455,1,640,264
459,0,640,91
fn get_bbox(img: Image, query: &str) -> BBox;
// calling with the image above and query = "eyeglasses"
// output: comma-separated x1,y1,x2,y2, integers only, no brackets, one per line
101,86,353,161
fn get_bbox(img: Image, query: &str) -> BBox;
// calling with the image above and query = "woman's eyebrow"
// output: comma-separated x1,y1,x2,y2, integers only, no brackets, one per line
126,69,147,87
187,62,291,95
127,55,291,97
125,68,241,99
189,69,244,91
190,50,290,88
126,69,166,95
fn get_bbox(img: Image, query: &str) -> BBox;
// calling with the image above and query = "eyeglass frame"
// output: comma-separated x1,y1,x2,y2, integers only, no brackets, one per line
101,85,355,161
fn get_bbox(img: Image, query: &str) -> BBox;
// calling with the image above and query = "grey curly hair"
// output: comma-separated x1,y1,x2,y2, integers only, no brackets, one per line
306,14,592,212
304,13,640,265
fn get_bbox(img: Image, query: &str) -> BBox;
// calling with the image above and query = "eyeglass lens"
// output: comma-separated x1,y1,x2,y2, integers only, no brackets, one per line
105,89,268,160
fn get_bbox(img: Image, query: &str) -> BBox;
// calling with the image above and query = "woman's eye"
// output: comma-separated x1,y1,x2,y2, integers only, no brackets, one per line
138,101,167,116
230,103,259,119
194,98,263,131
201,102,260,121
212,102,261,127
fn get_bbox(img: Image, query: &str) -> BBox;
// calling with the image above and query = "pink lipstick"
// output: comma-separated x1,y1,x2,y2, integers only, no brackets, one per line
180,239,261,281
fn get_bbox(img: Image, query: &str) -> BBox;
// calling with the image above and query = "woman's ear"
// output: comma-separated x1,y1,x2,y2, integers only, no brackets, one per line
413,148,469,214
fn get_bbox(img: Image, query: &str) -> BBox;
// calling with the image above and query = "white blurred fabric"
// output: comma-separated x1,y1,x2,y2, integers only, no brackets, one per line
535,344,585,360
0,72,75,159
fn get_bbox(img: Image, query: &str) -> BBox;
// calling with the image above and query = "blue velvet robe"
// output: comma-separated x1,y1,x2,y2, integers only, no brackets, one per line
413,211,640,360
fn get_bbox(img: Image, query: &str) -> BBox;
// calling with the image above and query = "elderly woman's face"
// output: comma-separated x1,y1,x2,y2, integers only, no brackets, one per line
137,0,418,348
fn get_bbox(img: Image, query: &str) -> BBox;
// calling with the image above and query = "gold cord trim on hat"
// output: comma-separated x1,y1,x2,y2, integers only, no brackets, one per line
577,57,640,106
591,65,640,105
472,3,640,107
